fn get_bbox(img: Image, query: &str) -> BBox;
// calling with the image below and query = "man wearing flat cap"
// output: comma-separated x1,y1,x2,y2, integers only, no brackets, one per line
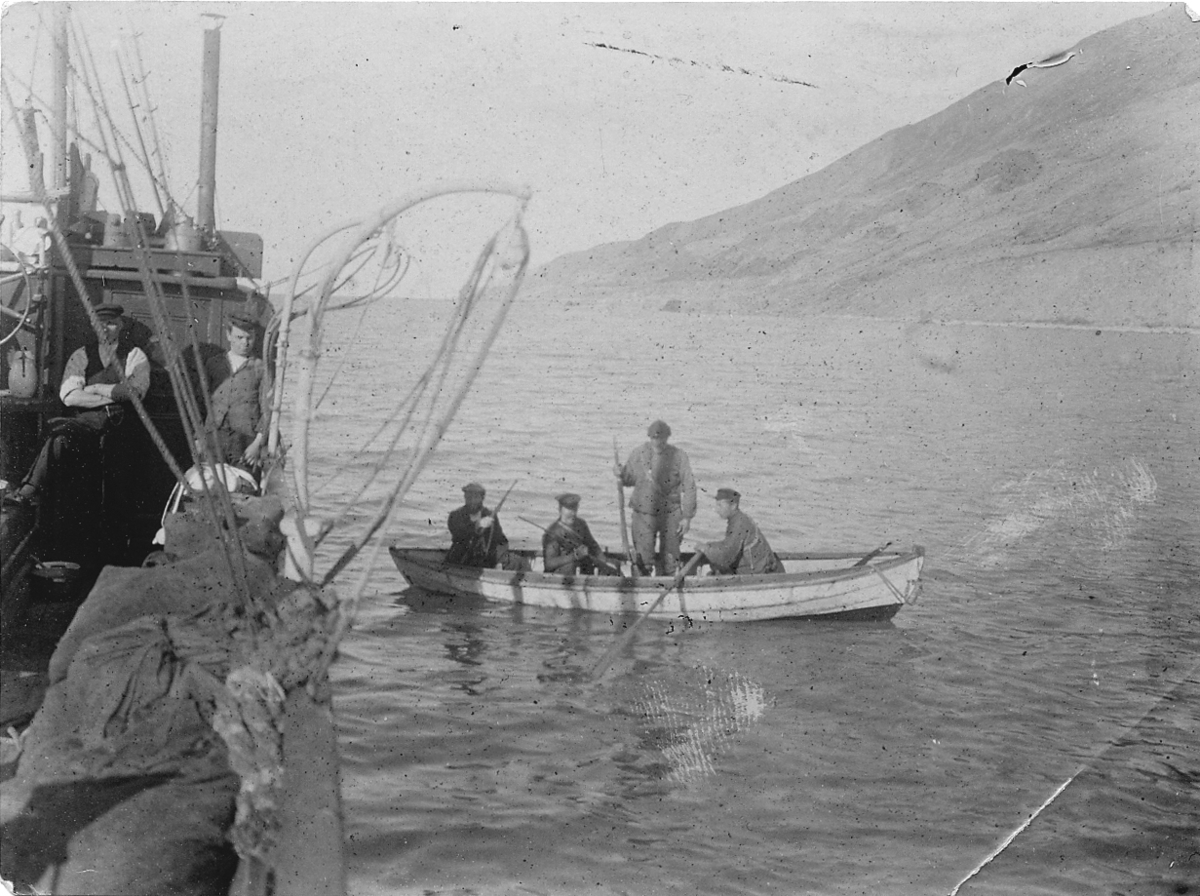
614,419,696,575
7,303,149,506
542,493,613,576
446,482,525,569
200,309,272,472
693,488,783,576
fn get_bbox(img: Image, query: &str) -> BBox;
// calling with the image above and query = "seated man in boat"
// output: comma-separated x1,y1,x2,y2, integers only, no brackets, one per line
446,482,528,570
199,309,272,473
5,303,150,507
542,493,619,576
692,488,783,576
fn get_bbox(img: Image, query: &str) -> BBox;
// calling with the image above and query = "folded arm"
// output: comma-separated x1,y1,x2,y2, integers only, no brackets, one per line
59,347,150,408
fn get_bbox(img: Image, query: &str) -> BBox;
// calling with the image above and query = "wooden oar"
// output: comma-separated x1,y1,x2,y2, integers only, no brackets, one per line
613,437,635,575
852,541,893,568
517,516,624,576
588,552,704,680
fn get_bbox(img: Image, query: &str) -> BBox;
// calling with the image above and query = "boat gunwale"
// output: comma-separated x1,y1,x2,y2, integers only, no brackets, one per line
389,545,924,592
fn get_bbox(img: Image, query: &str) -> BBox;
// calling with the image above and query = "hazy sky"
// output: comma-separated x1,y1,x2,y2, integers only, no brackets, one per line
1,1,1160,293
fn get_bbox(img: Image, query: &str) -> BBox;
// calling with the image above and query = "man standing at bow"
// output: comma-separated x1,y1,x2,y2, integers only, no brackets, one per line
693,488,783,576
614,419,696,575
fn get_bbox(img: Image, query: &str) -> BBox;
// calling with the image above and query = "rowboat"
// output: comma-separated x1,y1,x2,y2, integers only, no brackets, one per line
389,545,924,621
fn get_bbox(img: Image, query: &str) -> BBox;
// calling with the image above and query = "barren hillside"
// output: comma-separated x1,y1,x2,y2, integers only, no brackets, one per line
525,6,1199,326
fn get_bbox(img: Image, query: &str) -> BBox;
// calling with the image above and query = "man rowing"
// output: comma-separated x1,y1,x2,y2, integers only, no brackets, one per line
541,493,619,576
692,488,783,575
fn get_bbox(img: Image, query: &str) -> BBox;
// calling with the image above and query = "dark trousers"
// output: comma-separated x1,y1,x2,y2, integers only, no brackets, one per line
23,407,129,565
631,507,683,575
22,407,124,493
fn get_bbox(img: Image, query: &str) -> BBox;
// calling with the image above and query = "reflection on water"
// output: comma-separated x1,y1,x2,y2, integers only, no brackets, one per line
443,621,487,695
954,455,1161,567
627,666,769,785
321,306,1199,895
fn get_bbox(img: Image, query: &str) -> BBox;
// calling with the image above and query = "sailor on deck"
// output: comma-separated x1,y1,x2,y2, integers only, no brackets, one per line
7,303,149,506
201,310,272,472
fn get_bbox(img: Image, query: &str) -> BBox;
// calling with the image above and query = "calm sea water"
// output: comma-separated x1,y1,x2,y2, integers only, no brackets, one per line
301,300,1198,896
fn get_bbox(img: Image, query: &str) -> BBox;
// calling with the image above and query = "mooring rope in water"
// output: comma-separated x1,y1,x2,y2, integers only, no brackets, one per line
947,771,1079,895
947,659,1200,894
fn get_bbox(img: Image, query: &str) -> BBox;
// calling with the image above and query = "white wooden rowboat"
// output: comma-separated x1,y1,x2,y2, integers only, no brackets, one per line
388,546,924,622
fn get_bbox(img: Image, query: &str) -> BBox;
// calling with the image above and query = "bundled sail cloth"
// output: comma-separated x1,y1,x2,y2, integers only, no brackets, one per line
0,494,342,895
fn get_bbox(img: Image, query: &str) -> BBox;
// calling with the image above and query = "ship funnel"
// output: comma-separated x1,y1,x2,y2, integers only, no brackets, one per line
196,14,224,234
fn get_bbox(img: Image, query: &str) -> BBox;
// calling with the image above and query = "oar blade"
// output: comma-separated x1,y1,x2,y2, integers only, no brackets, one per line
852,541,893,568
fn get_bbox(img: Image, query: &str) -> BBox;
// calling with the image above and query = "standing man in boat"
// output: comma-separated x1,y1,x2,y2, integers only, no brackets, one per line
446,482,527,570
542,493,615,576
5,303,149,507
200,309,272,474
692,488,783,575
614,419,697,575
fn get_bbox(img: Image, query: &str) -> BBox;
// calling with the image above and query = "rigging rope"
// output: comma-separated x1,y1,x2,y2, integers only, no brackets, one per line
26,8,42,103
42,19,257,606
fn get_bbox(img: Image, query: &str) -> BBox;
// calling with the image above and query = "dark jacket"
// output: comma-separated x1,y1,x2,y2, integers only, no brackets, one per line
204,355,272,440
702,509,782,575
447,505,509,567
542,517,604,575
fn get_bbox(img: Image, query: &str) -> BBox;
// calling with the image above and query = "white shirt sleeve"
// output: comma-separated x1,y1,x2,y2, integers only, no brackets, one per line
59,345,150,406
59,347,90,405
125,346,150,400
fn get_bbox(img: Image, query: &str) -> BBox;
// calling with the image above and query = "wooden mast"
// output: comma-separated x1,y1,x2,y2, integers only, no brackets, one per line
50,6,68,194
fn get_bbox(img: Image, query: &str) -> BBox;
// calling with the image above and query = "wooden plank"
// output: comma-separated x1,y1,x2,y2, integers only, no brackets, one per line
70,245,224,277
270,688,347,896
81,268,239,291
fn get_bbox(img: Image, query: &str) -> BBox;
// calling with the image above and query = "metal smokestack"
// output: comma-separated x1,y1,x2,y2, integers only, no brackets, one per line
197,14,224,234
